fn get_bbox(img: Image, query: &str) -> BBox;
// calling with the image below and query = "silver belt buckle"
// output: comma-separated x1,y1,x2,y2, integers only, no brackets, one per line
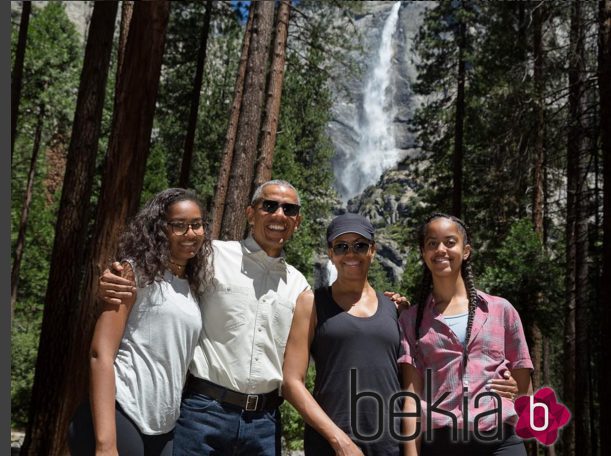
245,394,259,411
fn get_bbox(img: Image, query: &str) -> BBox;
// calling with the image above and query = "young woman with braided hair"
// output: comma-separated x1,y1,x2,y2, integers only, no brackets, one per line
398,213,533,455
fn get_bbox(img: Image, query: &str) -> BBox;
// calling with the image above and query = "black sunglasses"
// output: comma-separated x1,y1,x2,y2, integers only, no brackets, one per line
259,199,301,217
331,241,372,256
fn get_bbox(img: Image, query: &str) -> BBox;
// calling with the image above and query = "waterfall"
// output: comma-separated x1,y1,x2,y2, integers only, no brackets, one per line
325,260,337,286
335,1,402,201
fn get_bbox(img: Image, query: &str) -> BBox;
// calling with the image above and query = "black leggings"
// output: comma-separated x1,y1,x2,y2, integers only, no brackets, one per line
68,400,173,456
421,425,526,456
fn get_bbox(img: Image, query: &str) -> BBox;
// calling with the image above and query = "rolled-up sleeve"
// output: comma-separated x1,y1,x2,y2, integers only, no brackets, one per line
397,308,417,366
504,302,534,372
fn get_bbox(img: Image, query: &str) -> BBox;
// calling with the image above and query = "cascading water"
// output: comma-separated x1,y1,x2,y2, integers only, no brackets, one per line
319,1,430,288
325,259,337,286
335,1,402,201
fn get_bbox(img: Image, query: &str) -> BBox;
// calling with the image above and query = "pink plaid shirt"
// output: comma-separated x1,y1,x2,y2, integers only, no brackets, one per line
398,291,533,432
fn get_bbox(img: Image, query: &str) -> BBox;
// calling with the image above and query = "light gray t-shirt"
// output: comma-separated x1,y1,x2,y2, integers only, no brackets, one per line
443,311,469,345
114,269,202,434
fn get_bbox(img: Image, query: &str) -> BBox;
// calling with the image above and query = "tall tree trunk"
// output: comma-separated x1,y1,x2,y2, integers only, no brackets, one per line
564,1,591,454
20,3,118,454
10,102,44,319
11,0,31,160
42,132,68,204
572,2,591,453
452,12,466,219
598,1,611,455
21,3,169,455
220,0,275,240
179,0,213,188
210,6,255,239
116,1,134,89
530,6,547,453
532,0,545,239
253,0,291,188
564,165,577,456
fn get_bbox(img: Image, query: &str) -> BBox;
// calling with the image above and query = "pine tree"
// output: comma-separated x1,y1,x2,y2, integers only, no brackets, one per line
599,1,611,454
11,1,31,159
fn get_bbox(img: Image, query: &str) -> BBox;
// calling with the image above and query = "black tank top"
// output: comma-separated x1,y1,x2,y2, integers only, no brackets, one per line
304,286,403,455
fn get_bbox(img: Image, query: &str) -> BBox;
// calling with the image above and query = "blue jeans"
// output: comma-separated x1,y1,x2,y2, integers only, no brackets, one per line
173,391,281,455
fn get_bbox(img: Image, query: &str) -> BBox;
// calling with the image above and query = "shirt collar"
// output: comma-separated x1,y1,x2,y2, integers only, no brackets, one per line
242,235,287,266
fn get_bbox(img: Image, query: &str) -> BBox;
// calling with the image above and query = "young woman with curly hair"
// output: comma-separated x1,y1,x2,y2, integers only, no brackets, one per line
399,213,533,456
69,188,213,456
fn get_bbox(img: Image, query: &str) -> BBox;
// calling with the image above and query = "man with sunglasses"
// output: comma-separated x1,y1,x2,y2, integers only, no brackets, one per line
98,180,309,455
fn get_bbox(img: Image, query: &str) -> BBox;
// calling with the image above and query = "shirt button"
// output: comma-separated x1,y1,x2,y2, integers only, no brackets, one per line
258,327,263,332
255,357,259,361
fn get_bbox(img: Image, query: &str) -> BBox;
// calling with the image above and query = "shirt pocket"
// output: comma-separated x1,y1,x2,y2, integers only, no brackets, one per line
482,336,506,361
203,283,252,338
271,297,295,349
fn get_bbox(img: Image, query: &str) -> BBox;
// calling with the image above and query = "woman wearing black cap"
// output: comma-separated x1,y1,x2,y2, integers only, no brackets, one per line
282,213,403,455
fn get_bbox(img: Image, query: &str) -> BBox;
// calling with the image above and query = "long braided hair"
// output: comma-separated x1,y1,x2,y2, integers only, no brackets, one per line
414,213,479,368
116,188,214,294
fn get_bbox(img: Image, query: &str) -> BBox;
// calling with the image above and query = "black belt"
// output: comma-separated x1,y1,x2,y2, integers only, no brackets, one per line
186,376,283,412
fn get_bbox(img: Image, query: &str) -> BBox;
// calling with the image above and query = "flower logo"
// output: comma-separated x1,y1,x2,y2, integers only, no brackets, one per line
514,387,571,445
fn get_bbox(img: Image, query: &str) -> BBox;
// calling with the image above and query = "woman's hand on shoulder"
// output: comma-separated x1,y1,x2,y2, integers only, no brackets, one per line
384,290,411,313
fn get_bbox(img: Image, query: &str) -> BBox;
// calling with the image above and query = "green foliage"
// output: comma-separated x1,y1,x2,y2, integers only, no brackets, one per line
11,183,61,428
398,248,424,304
140,142,170,206
367,259,394,293
15,2,80,139
11,320,42,428
479,219,563,338
11,1,81,210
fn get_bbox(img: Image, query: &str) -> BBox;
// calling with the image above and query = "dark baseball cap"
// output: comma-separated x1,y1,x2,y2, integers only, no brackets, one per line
326,213,375,244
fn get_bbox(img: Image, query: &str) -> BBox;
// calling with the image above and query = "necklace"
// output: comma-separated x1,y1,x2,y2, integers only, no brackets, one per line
169,259,186,269
168,259,186,277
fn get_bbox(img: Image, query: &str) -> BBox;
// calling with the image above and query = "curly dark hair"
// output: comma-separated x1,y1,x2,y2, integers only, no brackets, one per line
414,212,478,368
116,188,213,293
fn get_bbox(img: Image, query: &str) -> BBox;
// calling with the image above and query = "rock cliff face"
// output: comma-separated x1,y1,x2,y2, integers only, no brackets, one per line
321,1,433,286
328,1,431,200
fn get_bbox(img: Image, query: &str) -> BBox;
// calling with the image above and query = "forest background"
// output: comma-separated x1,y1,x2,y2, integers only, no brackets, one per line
9,1,611,455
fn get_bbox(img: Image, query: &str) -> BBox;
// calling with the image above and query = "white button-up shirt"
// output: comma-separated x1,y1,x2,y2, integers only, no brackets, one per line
190,236,310,394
